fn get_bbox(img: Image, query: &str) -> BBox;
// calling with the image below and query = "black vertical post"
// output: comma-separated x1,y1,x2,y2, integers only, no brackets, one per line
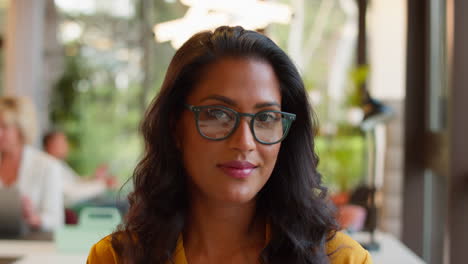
356,0,370,102
403,0,427,258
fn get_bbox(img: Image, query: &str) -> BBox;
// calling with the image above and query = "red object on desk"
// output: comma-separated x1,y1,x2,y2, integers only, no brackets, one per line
64,209,78,225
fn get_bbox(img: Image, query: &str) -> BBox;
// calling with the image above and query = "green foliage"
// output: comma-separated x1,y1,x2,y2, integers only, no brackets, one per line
266,0,367,193
50,1,187,181
50,44,88,124
50,43,141,179
315,66,369,193
316,134,366,192
347,65,369,106
50,43,89,173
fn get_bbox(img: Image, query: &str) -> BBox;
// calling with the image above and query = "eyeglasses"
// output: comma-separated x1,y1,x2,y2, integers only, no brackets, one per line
184,104,296,145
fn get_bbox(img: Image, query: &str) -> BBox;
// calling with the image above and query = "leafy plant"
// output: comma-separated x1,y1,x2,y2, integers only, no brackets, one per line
50,43,142,179
316,134,366,193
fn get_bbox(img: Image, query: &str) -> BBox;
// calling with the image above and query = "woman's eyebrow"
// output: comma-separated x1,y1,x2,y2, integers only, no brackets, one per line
200,95,281,108
200,95,237,106
254,102,281,109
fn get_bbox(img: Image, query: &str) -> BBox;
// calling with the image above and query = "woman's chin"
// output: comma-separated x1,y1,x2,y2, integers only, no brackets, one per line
217,187,258,205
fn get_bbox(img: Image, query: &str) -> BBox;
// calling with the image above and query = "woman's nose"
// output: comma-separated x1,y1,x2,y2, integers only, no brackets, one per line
227,118,256,152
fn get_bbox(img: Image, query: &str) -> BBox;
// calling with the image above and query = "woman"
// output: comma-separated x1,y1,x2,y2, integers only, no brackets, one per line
0,96,63,231
88,26,371,263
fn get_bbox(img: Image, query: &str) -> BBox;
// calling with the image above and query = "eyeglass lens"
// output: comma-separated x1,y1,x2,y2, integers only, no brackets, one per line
197,107,286,143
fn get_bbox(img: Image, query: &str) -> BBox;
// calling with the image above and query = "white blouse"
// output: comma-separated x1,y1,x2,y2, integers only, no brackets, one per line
59,160,107,207
0,145,64,231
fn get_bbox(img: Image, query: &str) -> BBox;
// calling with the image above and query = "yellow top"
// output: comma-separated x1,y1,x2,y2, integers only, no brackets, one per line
87,231,371,263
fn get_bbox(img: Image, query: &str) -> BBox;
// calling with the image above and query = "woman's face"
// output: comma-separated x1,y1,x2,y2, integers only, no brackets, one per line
178,58,282,205
0,114,23,152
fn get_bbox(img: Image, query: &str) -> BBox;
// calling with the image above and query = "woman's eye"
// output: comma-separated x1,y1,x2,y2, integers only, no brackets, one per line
207,109,230,120
257,113,276,122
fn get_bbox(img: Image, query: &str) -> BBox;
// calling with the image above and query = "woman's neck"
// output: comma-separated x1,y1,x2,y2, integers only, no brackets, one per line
184,196,266,263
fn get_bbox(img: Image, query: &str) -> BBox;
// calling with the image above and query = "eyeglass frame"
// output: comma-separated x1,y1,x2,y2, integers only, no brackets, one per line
184,104,296,145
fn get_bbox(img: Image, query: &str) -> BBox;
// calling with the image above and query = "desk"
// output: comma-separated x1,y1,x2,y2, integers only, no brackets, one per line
352,231,426,264
0,240,87,264
0,206,121,263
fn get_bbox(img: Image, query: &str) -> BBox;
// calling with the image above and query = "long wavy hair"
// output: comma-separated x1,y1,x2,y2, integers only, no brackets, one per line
112,26,338,264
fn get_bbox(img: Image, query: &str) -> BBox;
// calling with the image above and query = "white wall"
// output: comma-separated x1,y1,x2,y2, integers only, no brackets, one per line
4,0,47,140
368,0,407,100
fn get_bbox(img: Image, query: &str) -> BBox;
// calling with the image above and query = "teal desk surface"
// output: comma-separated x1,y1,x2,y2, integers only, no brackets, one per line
0,207,120,264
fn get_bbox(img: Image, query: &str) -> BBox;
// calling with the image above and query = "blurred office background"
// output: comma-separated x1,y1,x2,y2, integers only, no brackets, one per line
0,0,466,264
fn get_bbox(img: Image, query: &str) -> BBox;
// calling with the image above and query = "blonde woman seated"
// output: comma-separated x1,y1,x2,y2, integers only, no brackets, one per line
0,96,63,231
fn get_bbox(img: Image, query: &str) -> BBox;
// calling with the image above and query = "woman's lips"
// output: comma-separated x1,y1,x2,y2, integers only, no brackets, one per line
217,161,257,179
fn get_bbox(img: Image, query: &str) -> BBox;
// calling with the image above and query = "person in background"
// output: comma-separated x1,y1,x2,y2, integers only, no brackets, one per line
42,130,117,207
88,26,371,263
0,96,63,231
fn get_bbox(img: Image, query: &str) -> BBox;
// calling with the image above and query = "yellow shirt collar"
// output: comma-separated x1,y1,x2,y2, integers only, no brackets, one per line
173,235,188,264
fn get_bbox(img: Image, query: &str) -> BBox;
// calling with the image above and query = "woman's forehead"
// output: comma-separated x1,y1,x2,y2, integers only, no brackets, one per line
188,58,281,107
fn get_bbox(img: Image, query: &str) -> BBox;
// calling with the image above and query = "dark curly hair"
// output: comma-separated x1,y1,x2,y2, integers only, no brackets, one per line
111,26,338,264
